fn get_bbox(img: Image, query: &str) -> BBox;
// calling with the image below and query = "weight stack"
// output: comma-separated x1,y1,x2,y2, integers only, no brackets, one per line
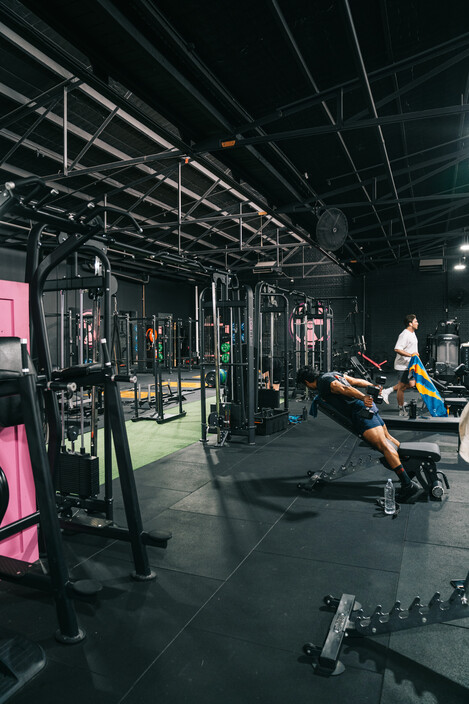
55,452,99,498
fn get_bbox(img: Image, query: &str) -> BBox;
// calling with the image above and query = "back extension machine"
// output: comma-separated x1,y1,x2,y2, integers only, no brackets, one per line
298,391,449,501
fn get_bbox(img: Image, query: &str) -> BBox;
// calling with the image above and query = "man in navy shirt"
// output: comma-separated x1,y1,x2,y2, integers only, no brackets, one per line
297,366,418,500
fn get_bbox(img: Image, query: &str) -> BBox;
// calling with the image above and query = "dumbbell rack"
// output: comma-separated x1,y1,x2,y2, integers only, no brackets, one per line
303,571,469,676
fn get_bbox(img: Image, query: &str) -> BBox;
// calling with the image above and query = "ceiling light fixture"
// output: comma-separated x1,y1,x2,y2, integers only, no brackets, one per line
253,260,277,269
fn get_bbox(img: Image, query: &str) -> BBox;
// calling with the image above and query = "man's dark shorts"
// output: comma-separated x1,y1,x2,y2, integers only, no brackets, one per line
396,368,411,384
351,401,385,434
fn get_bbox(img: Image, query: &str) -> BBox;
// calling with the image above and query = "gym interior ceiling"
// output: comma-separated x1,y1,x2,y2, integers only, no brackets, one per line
0,0,468,283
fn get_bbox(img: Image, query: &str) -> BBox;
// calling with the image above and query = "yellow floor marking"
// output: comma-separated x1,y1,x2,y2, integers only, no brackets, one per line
120,381,201,398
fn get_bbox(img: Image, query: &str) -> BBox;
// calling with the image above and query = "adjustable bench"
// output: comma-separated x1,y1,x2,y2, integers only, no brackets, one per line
305,397,449,500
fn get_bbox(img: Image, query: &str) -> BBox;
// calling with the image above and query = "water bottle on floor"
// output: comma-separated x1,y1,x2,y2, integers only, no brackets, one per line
384,478,395,514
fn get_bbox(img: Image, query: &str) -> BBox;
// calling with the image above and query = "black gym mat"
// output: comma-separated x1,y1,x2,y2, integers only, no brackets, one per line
441,469,469,503
259,501,408,572
143,508,271,581
5,656,115,704
118,625,385,704
395,541,469,630
405,502,469,555
3,405,468,704
170,473,302,523
187,549,397,673
2,558,221,696
125,457,215,492
380,632,469,704
378,541,469,703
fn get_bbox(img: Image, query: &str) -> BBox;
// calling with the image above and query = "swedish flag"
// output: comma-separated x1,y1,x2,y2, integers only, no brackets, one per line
408,355,448,417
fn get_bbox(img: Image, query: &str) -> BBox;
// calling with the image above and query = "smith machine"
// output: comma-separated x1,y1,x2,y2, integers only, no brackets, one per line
4,178,171,583
199,273,255,446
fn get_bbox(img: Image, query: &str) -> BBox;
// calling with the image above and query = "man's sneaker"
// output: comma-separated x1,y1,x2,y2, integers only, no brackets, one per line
395,480,421,502
381,387,392,405
398,406,407,417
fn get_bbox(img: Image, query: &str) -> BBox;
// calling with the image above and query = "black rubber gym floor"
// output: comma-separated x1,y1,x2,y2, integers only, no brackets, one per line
2,396,468,704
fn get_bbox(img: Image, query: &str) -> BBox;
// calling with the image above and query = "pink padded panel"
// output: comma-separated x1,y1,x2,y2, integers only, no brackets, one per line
0,280,38,562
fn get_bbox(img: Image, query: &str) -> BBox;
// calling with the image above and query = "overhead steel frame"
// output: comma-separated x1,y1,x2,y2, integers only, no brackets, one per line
0,5,347,275
0,16,309,275
175,9,469,268
1,7,469,274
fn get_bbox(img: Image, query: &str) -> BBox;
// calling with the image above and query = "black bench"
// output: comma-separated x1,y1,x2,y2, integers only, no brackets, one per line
379,412,460,434
304,397,449,500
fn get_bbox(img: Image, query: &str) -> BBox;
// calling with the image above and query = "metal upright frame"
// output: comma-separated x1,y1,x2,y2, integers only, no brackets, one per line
199,272,255,445
290,293,333,377
254,281,289,413
0,337,86,642
3,178,171,580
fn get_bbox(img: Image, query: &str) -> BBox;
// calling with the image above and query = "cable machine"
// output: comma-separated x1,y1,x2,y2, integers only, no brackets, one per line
290,294,333,387
254,281,290,434
0,178,172,580
199,272,255,446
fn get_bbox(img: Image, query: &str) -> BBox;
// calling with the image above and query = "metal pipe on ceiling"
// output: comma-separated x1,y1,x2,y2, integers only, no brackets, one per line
342,0,410,259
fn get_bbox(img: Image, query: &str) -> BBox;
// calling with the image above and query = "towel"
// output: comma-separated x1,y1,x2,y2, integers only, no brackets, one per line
407,355,447,417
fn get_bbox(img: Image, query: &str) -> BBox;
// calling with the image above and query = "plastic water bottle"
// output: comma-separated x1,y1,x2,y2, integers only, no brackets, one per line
384,478,395,514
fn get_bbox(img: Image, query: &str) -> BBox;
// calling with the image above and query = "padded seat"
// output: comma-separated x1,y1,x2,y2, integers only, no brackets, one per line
0,337,34,427
51,362,102,380
398,441,441,462
443,385,467,396
0,337,27,385
443,397,467,406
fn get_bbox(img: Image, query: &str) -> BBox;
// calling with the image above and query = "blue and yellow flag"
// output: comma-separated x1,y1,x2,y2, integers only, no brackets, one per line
408,355,448,417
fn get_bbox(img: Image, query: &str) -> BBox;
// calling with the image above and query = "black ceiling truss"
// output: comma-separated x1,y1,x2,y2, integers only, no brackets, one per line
0,0,468,280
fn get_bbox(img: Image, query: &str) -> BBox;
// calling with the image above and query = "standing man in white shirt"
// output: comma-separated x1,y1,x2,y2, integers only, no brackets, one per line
381,314,419,415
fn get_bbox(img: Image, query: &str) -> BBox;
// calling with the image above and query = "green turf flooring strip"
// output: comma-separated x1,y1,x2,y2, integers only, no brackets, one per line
81,396,214,485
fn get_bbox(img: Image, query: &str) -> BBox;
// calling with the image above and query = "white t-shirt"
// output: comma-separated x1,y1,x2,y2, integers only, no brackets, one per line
394,329,418,370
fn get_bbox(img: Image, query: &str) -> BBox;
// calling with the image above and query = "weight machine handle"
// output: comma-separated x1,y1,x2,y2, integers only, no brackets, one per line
48,380,77,394
113,374,137,384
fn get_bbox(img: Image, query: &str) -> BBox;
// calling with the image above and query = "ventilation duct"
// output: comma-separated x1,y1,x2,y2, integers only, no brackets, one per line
418,258,445,272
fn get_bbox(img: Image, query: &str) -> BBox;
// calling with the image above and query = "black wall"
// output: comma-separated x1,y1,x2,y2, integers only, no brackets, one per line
0,247,195,319
0,247,27,283
0,247,196,364
3,244,469,372
115,276,195,320
281,271,364,367
286,261,469,372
